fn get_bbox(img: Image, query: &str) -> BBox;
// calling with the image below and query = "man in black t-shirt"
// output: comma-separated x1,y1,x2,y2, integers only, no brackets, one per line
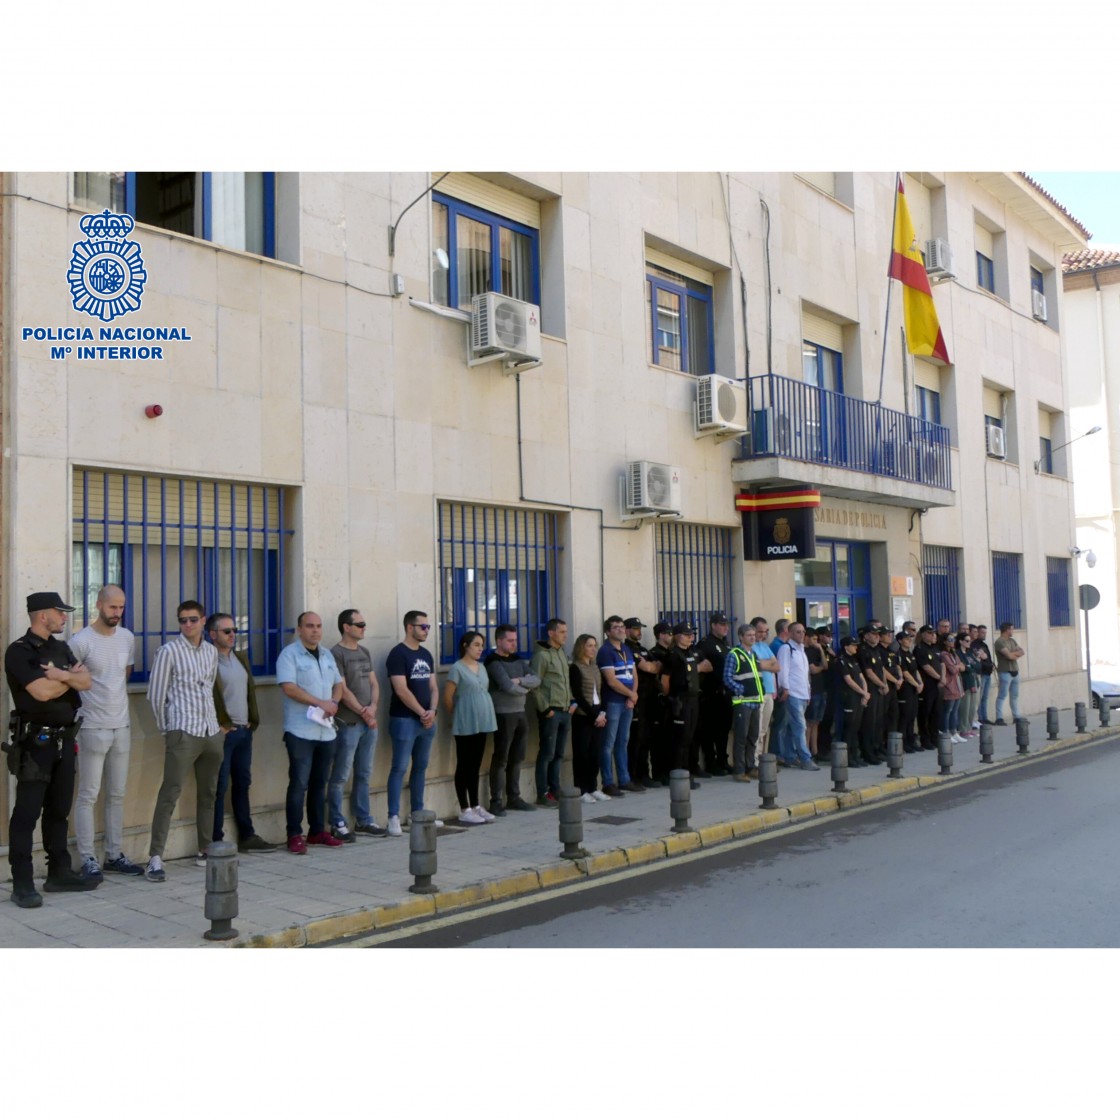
914,625,944,750
695,612,733,776
646,622,675,784
836,634,870,767
624,618,663,789
659,624,710,789
857,628,887,764
895,631,922,752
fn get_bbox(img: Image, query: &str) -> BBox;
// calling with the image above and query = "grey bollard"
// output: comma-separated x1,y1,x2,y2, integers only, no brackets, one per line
758,753,778,809
830,741,848,793
1075,701,1087,733
1015,717,1030,754
1046,707,1060,740
1101,700,1112,728
886,731,904,778
408,809,439,894
937,732,953,775
203,841,239,942
558,787,590,859
669,769,692,833
979,724,994,763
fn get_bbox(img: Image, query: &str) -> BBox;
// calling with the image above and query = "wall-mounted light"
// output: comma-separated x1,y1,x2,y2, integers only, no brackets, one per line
1034,425,1102,473
1071,545,1098,568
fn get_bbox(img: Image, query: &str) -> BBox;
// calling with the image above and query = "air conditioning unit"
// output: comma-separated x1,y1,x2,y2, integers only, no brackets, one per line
470,293,542,363
986,422,1007,459
924,238,956,280
695,375,748,435
1031,289,1048,322
626,460,682,514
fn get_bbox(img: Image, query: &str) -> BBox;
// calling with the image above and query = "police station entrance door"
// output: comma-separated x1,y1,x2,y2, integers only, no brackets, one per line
794,539,872,647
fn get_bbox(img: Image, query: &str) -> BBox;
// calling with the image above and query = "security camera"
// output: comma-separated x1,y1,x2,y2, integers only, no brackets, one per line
1087,549,1098,568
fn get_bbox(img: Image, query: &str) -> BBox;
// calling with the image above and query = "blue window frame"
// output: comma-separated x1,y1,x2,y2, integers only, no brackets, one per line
656,521,735,630
1046,556,1072,627
992,551,1023,630
647,264,714,375
916,386,942,426
437,502,561,665
1030,266,1045,296
72,469,292,680
977,251,995,293
432,193,540,312
794,539,872,645
922,544,961,630
1038,436,1053,474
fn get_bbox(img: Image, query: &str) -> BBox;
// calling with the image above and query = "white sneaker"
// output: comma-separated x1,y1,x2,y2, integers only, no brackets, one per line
473,805,496,822
972,721,981,730
195,850,208,867
591,789,611,802
580,792,596,805
386,815,402,837
458,808,484,825
145,855,166,882
951,734,964,744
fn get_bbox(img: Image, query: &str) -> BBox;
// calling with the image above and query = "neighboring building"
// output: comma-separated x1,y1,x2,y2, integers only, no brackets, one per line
1061,247,1120,671
0,171,1088,855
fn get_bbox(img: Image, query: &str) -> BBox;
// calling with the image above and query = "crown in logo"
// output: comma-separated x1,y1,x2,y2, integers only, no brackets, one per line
79,209,135,240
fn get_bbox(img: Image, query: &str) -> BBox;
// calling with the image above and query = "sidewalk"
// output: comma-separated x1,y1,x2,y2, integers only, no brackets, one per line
1,710,1113,948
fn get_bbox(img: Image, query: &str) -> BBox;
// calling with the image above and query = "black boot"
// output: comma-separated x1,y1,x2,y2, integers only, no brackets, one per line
43,867,98,893
11,881,43,908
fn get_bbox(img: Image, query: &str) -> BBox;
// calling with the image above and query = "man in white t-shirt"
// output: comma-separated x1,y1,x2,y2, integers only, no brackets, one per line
68,585,145,880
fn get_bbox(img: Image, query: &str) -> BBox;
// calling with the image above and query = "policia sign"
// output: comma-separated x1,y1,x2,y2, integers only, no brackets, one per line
737,489,819,561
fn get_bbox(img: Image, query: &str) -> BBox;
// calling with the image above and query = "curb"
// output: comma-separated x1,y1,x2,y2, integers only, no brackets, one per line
235,725,1114,947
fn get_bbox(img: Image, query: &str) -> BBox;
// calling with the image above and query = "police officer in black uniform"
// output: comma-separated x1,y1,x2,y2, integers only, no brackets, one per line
4,592,99,908
836,633,870,766
857,627,888,764
695,611,733,776
623,617,662,789
646,621,675,785
880,627,903,752
914,625,944,750
896,630,922,752
659,622,710,790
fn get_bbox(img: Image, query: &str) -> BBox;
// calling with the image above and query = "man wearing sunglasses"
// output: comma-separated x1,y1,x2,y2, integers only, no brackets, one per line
207,613,276,853
145,600,225,882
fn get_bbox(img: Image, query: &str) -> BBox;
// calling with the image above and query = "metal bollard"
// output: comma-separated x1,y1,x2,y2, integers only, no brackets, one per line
558,788,590,859
1046,707,1060,740
979,724,994,764
830,741,848,793
1015,717,1030,755
758,753,778,809
203,841,239,942
937,732,953,775
408,810,439,894
886,731,904,778
1101,700,1112,728
668,769,692,833
1075,701,1087,733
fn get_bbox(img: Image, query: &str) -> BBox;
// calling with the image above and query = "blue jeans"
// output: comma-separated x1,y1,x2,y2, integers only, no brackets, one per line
977,674,993,722
535,710,571,797
328,722,377,828
780,697,811,764
599,703,633,787
387,716,436,818
213,726,255,842
939,697,961,733
995,672,1020,721
284,732,334,837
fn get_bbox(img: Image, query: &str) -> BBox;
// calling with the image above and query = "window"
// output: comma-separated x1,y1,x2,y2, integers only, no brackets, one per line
432,193,540,312
1030,267,1045,297
1046,557,1072,627
794,540,872,642
976,251,995,293
974,217,1004,297
1038,437,1053,475
655,521,735,628
916,385,941,426
437,502,561,665
646,264,714,374
72,469,292,680
923,545,961,630
991,551,1023,630
73,172,277,258
802,341,844,394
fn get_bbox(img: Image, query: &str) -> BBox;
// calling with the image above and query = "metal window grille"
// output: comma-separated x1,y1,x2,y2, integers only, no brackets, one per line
992,551,1024,630
655,521,736,629
437,502,562,665
72,469,292,679
1046,556,1072,627
922,544,962,629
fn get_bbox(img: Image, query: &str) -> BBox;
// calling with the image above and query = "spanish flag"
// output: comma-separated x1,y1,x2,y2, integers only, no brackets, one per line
888,175,950,364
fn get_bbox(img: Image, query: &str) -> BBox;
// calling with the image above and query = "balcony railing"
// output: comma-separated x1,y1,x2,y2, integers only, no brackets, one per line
745,374,952,490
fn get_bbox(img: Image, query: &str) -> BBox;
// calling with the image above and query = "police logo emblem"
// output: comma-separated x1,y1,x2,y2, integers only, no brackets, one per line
68,210,147,322
774,517,792,545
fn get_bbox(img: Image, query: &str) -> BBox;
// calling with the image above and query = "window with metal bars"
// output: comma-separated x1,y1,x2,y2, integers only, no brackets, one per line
655,522,736,629
1046,556,1072,627
72,469,292,679
992,551,1024,630
437,502,562,665
922,544,962,629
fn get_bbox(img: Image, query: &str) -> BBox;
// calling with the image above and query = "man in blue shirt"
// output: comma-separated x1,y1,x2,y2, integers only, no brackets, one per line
596,616,645,796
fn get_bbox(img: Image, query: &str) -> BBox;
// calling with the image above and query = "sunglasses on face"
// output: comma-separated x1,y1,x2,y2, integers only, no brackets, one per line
216,627,238,635
178,616,201,624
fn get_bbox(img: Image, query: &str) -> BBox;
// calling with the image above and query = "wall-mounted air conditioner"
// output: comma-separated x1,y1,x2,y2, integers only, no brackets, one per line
986,422,1007,459
625,461,682,514
695,375,748,437
1031,290,1048,322
470,293,542,364
924,238,955,281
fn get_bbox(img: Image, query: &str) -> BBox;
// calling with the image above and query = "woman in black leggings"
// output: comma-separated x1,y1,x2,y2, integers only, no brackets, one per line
442,631,498,825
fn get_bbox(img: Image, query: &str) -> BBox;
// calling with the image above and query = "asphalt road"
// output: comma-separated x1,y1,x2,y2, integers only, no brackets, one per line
374,736,1120,948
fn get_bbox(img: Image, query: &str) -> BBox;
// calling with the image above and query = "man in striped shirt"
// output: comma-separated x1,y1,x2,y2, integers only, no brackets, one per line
144,599,224,882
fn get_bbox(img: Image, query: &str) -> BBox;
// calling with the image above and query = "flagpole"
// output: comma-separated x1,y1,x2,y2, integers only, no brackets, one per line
877,172,901,407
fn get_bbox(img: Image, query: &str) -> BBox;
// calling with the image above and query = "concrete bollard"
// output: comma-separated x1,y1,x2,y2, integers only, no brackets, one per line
558,788,590,859
1075,701,1087,733
830,741,848,793
937,732,953,775
1015,717,1030,754
1101,700,1112,728
979,724,994,764
1046,707,1060,741
886,731,904,779
408,810,439,894
669,769,692,833
758,753,778,809
202,841,239,942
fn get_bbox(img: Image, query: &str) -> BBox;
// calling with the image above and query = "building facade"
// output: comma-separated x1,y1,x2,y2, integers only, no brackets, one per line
0,170,1088,856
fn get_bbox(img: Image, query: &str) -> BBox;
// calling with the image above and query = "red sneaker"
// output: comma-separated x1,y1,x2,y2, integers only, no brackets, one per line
306,831,344,848
287,835,307,855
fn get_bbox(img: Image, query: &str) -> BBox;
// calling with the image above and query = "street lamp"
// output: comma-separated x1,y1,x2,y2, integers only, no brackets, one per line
1034,425,1102,473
